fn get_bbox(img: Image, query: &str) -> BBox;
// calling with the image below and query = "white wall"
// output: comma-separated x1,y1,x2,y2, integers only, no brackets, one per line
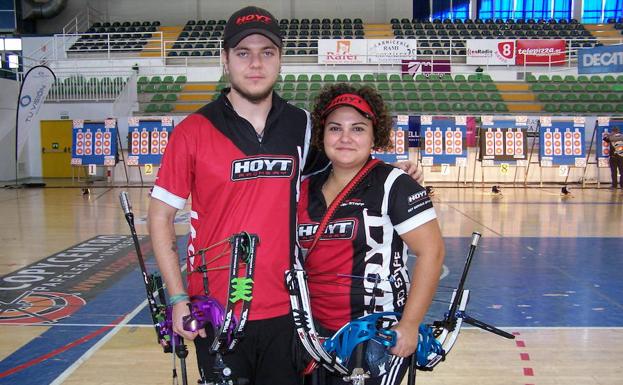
0,78,19,182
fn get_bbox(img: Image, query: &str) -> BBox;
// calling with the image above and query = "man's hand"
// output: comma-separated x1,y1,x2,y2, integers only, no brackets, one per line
392,160,424,184
172,301,207,340
390,322,419,357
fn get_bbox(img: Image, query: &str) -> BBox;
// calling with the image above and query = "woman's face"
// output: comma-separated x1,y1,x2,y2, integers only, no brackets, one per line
323,106,374,171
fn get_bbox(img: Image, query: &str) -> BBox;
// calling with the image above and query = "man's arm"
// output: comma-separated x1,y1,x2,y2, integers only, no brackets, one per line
148,197,205,340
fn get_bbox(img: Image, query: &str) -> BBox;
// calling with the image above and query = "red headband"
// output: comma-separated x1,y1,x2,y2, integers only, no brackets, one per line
321,93,377,123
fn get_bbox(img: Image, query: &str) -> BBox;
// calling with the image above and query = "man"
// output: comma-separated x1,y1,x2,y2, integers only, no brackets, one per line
148,6,421,385
604,126,623,188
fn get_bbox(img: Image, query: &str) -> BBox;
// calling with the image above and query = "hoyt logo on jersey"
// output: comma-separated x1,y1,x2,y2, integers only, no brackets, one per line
408,190,428,205
231,156,294,181
298,220,356,242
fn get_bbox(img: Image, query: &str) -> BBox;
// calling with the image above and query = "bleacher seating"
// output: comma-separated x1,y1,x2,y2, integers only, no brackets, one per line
69,20,161,53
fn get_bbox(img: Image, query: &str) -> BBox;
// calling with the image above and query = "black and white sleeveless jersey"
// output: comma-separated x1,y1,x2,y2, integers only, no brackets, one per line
297,162,436,330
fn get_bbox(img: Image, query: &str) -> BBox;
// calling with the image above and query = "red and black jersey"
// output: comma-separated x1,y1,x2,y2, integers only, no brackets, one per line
297,162,436,330
152,90,319,321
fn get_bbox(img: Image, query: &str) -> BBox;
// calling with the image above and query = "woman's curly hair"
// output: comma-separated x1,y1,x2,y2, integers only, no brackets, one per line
310,83,393,152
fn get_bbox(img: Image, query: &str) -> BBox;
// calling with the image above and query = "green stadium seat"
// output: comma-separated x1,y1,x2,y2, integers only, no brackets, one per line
490,94,503,102
563,75,576,83
587,104,600,113
165,93,177,102
170,84,183,92
593,94,605,102
420,92,433,100
380,92,391,100
415,74,428,82
377,83,390,91
466,102,479,112
434,92,448,101
281,92,294,100
617,104,623,113
452,102,465,112
571,84,584,92
422,102,436,111
408,102,422,112
537,75,551,83
458,83,471,92
310,74,322,82
145,104,158,113
324,74,335,82
282,83,295,91
162,75,174,83
150,76,162,84
390,83,404,91
273,83,282,91
472,83,486,93
551,75,563,83
598,84,611,92
175,75,187,83
552,94,564,102
577,75,589,83
560,104,572,113
448,92,461,101
297,74,309,82
579,94,591,102
431,83,444,91
295,92,307,100
376,73,388,82
151,93,164,102
393,92,406,101
137,76,149,84
590,75,603,83
481,103,494,112
402,74,414,82
532,83,545,92
336,74,349,82
573,104,587,113
495,103,508,112
418,83,431,91
159,103,173,113
544,104,558,113
606,93,620,102
526,74,537,82
394,102,408,112
404,83,417,91
441,74,454,82
454,74,467,82
143,84,156,93
350,74,362,82
558,84,571,92
585,84,598,92
445,83,458,91
467,74,481,82
406,92,419,100
477,93,489,101
485,84,497,92
310,83,322,91
284,74,296,82
437,102,451,112
389,74,402,82
363,74,375,82
296,83,309,91
616,75,623,83
157,84,168,92
602,104,615,113
544,84,558,92
565,94,578,102
462,93,476,101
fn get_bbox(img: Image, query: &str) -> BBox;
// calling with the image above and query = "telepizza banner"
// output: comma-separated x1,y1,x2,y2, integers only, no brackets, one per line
516,39,566,66
466,39,515,65
318,39,367,64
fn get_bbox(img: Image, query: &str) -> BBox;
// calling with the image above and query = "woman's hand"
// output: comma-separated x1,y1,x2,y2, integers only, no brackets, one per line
390,322,419,357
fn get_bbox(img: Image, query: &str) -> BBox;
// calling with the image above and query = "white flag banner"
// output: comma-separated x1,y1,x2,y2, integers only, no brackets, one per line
466,39,516,65
318,39,367,64
16,65,56,160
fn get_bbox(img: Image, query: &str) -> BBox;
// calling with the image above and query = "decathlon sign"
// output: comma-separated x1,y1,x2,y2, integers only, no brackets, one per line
578,44,623,74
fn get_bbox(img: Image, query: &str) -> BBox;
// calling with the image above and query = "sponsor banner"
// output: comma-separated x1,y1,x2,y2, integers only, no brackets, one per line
516,39,566,66
466,39,515,65
0,235,150,324
367,39,417,64
318,39,367,64
16,65,56,161
539,118,585,166
401,59,451,76
578,44,623,74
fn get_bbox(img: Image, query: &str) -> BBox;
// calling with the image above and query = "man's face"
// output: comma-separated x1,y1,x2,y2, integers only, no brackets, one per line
222,34,281,103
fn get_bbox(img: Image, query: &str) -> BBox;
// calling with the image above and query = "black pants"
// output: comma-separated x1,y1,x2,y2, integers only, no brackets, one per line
610,156,623,187
310,355,410,385
194,314,302,385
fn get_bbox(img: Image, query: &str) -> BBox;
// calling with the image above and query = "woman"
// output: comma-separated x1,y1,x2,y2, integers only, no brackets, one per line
297,83,445,385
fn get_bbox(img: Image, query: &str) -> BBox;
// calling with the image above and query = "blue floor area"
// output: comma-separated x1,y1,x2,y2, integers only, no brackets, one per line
424,237,623,327
2,236,622,384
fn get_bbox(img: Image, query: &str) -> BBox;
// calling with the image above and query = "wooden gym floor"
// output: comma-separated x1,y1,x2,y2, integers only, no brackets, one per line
0,185,621,385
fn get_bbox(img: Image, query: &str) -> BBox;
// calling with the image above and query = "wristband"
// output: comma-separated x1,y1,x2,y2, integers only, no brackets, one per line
169,293,190,305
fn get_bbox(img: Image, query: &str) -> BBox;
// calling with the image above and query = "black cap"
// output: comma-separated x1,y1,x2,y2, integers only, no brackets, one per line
223,6,282,49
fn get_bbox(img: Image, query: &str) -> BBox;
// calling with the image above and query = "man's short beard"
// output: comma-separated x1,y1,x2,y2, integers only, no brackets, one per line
230,81,273,103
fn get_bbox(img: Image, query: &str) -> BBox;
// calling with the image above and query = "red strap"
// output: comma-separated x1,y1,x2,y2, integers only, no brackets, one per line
306,159,381,255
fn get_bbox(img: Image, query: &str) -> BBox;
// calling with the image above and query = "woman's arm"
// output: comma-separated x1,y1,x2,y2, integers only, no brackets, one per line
390,219,444,357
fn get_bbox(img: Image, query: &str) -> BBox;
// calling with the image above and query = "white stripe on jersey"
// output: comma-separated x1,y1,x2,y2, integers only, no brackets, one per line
381,355,405,385
394,207,437,235
151,185,187,210
382,168,404,214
